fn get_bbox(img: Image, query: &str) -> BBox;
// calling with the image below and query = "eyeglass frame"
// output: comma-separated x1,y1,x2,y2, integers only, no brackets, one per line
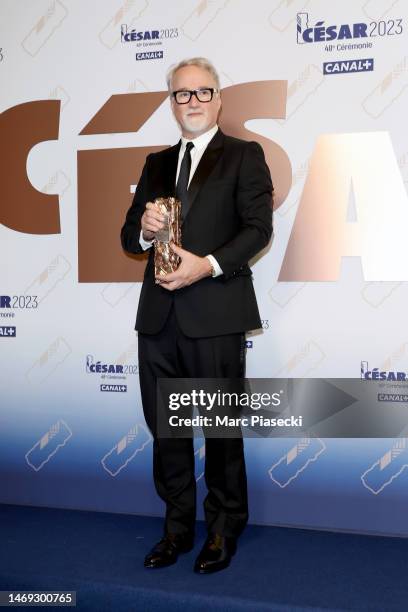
171,87,220,104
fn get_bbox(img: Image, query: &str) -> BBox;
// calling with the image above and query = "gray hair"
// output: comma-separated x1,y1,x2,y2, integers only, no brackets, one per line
166,57,220,91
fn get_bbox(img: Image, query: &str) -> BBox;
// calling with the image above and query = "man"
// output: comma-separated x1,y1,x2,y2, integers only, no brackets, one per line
121,57,272,574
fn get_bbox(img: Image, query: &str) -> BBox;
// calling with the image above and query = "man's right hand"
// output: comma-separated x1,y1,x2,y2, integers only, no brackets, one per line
141,202,165,241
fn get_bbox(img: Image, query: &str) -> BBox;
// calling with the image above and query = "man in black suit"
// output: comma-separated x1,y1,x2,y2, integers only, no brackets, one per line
121,57,272,573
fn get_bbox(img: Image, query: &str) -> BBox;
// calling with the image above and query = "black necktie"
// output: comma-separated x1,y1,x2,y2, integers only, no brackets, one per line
176,141,194,220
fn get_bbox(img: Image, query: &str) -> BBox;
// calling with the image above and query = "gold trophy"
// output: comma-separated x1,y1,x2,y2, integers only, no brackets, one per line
154,197,182,277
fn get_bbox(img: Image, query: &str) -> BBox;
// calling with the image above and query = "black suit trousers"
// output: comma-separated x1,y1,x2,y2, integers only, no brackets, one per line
138,304,249,539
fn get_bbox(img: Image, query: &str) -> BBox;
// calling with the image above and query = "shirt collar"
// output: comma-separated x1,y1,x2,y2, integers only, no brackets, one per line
180,124,218,154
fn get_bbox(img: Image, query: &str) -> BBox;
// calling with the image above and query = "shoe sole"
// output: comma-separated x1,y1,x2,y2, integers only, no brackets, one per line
194,558,231,574
144,558,177,569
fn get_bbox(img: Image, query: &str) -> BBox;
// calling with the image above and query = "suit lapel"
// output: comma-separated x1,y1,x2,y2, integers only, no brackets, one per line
183,129,224,222
160,141,180,197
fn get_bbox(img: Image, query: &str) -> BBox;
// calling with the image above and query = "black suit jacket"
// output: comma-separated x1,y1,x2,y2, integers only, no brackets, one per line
121,129,273,338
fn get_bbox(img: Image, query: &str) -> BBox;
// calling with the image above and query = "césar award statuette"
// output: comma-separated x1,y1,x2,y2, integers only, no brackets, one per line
153,197,182,277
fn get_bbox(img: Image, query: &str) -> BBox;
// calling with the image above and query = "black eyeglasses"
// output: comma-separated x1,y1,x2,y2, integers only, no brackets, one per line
172,88,219,104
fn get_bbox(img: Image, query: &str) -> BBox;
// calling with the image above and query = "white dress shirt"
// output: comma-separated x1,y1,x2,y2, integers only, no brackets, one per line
139,124,223,276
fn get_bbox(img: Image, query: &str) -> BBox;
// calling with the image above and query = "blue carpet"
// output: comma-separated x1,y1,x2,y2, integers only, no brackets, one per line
0,503,407,611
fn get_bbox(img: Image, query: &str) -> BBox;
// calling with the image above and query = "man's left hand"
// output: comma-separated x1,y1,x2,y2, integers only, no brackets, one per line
156,243,212,291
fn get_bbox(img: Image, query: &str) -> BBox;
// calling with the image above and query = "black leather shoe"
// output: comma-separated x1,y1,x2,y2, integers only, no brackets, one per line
144,532,194,568
193,533,237,574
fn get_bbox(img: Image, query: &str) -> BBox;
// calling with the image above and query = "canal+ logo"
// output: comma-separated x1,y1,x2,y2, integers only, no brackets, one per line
323,58,374,75
0,326,16,337
297,13,369,44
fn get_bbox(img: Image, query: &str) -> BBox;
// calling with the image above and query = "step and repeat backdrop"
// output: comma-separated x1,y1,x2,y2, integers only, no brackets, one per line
1,0,408,536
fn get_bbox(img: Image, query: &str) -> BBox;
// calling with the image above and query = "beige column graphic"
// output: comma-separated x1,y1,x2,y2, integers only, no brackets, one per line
279,132,408,281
